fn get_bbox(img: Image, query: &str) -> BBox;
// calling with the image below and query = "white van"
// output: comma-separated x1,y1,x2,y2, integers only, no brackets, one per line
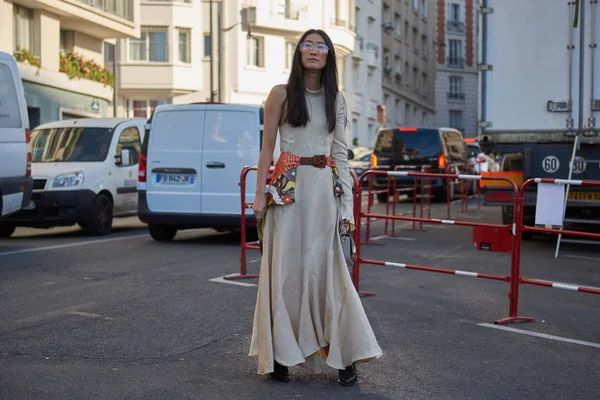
0,52,33,236
2,118,146,237
137,103,267,241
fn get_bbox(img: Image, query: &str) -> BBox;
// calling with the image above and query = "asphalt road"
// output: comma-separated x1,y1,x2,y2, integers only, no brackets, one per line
1,197,599,400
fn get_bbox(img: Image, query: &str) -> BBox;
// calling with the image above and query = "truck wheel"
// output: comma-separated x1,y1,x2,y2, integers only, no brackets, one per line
377,193,388,203
86,193,113,236
0,222,16,238
148,224,177,241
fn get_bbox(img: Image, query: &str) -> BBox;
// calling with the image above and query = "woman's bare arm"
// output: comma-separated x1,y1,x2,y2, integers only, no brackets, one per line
255,84,286,196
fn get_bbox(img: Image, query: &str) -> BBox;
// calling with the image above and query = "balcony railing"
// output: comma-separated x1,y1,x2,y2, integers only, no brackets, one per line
285,3,308,19
355,35,364,51
366,43,379,55
331,18,355,31
75,0,134,22
447,20,464,33
447,57,465,69
447,92,466,101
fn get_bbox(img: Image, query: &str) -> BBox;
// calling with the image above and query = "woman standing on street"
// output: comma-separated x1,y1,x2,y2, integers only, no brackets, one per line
249,29,383,387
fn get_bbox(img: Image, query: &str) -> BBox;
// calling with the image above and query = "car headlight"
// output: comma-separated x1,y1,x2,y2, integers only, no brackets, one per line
53,171,84,188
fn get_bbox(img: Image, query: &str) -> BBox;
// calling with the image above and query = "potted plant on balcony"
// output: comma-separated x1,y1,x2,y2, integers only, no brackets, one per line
13,46,41,69
59,51,114,88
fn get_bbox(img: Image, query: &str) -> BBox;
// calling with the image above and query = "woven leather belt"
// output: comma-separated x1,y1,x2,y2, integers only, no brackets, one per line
298,155,328,168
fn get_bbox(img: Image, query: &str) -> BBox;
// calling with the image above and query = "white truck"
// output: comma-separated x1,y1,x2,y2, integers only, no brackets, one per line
477,0,600,236
1,118,145,237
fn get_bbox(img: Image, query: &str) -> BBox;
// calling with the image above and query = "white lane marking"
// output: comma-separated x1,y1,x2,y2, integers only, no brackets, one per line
249,257,262,264
477,323,600,349
563,254,600,262
17,303,96,324
68,311,112,320
209,273,258,287
0,234,148,257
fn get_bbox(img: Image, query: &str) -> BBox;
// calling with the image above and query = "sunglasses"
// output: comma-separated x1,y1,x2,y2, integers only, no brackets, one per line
299,41,329,54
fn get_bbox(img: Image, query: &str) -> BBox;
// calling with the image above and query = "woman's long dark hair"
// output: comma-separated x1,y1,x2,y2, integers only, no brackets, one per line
284,29,339,133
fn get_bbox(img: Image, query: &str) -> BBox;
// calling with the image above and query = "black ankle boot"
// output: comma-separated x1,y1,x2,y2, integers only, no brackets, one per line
338,363,358,386
269,361,290,382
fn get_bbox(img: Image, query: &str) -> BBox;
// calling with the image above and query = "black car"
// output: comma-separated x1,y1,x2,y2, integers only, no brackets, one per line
370,127,474,202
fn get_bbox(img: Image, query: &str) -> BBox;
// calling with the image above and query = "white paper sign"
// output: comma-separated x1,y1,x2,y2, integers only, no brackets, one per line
535,183,565,228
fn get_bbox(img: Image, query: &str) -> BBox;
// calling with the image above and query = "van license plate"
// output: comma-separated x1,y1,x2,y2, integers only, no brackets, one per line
156,174,194,184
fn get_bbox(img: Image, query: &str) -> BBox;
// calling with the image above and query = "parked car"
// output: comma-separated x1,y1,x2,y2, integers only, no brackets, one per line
0,52,33,237
348,146,372,185
370,127,475,202
137,102,264,241
1,118,146,237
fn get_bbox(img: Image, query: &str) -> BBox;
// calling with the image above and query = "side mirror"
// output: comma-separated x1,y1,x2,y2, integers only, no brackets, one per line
120,149,131,167
347,149,355,160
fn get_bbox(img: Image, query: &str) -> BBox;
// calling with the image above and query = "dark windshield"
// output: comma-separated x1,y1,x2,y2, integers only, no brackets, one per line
30,127,113,162
375,129,441,157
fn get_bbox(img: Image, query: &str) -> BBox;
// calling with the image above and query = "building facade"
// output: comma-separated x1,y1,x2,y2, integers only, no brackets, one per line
163,0,357,144
114,0,202,119
434,0,478,137
344,0,383,147
380,0,436,130
0,0,141,128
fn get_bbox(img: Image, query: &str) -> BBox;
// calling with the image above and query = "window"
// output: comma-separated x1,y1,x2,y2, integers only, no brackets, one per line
404,104,411,125
393,13,401,38
132,100,147,118
0,64,22,128
413,67,418,90
129,29,168,62
30,127,113,162
450,3,461,21
383,4,391,25
60,31,68,54
449,110,463,130
104,42,115,64
421,0,427,17
448,39,463,67
247,36,264,67
449,76,464,100
421,35,428,57
413,0,419,11
178,29,190,63
13,5,33,52
383,49,391,74
204,33,211,57
412,28,418,50
285,40,295,70
116,127,142,166
422,73,428,94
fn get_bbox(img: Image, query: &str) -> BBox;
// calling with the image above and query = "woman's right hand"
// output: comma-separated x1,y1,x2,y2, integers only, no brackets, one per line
253,193,267,222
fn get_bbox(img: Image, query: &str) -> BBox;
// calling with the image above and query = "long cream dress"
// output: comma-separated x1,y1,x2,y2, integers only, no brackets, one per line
248,87,383,375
